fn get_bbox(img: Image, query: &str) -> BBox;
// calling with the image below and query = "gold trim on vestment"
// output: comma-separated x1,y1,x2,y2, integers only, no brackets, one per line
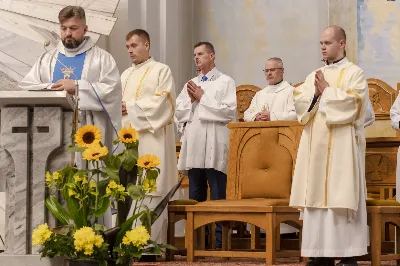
155,90,175,129
346,89,362,120
293,88,302,96
324,67,346,206
325,124,334,205
155,90,175,114
135,67,151,101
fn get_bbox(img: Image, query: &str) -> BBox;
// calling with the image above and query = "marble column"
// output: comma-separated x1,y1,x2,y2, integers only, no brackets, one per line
0,106,73,256
31,107,63,254
1,107,29,254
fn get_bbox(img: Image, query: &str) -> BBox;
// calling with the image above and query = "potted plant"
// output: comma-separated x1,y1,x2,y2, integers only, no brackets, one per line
32,125,176,265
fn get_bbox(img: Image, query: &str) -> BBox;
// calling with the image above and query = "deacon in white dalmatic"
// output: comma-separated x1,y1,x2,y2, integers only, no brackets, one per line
290,26,369,266
176,42,236,248
244,57,296,122
121,29,178,244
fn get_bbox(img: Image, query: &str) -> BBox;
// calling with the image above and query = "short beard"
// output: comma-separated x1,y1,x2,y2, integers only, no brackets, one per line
62,38,84,49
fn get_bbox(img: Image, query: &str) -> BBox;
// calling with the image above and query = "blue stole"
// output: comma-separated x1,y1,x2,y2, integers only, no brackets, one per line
52,52,87,83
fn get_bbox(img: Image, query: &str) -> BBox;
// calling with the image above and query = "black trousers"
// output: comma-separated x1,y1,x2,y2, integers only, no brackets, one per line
188,168,227,248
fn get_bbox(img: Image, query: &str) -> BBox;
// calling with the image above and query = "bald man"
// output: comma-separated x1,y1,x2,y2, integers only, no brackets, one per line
290,25,368,266
244,57,296,122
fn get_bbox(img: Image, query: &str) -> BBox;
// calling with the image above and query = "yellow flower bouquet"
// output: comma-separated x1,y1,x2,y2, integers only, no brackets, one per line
32,125,176,266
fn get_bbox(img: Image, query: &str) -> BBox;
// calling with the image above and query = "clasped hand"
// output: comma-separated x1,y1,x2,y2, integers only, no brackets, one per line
255,111,270,121
187,80,204,102
314,70,329,97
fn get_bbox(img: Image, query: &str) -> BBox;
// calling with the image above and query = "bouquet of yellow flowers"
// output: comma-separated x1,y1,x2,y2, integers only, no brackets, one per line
32,125,176,266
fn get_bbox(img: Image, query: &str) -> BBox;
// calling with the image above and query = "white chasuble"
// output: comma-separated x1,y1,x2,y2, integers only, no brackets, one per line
122,58,178,243
244,80,296,122
290,58,368,257
19,37,122,228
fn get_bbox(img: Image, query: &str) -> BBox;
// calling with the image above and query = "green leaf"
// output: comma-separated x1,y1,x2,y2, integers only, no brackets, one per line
94,223,108,233
127,185,145,200
145,168,159,180
97,179,110,196
95,197,110,218
104,166,120,181
157,243,178,250
110,155,122,169
45,196,73,225
62,186,87,228
139,209,152,235
67,145,86,153
120,149,138,172
114,210,146,247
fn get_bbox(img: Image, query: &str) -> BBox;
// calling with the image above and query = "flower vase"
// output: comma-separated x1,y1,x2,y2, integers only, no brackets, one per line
67,259,101,266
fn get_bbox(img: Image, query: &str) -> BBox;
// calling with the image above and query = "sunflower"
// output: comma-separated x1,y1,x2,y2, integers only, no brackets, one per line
137,154,160,169
74,125,102,147
118,126,138,144
82,144,108,161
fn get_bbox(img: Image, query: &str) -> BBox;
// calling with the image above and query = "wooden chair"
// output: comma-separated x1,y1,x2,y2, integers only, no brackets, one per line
362,79,400,265
166,199,198,261
166,142,192,261
365,201,400,266
183,121,304,265
236,85,261,121
167,143,213,260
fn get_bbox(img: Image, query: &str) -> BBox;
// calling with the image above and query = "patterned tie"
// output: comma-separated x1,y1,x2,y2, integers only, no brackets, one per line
202,76,208,82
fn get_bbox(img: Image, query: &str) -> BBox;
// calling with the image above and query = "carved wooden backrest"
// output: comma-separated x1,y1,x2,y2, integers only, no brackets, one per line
367,78,397,119
236,85,262,121
292,79,397,113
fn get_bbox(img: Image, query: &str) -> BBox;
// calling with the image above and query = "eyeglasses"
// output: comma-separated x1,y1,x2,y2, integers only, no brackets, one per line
263,68,282,73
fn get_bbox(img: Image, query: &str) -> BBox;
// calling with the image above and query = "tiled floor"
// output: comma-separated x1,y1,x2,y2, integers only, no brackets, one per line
136,256,397,265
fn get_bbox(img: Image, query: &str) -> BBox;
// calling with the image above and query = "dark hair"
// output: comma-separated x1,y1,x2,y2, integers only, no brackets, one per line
126,29,150,45
194,42,215,54
58,6,86,24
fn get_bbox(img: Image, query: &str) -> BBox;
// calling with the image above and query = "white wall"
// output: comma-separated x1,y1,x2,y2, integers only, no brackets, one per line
97,0,132,75
193,0,329,88
126,0,195,94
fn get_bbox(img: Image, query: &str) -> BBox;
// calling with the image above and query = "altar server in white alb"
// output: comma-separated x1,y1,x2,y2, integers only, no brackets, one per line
121,29,178,244
244,57,296,122
176,42,237,248
19,6,122,155
290,26,369,266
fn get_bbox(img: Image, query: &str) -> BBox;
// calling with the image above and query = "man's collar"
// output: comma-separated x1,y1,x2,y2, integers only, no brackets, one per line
57,36,94,56
199,67,218,81
132,57,154,70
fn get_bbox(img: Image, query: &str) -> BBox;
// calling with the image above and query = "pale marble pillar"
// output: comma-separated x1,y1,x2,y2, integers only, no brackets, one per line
0,106,73,256
31,107,63,254
1,107,29,254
